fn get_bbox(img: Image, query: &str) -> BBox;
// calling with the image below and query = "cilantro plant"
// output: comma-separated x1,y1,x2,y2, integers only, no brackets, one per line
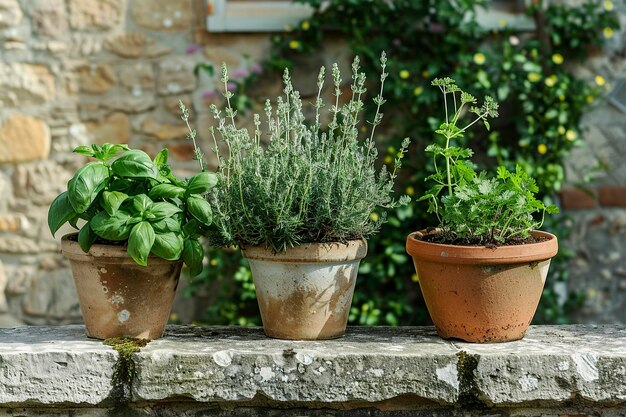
48,143,216,275
420,78,559,244
188,53,409,252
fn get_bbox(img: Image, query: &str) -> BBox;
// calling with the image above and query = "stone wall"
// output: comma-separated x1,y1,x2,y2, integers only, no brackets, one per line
0,325,625,416
1,0,626,327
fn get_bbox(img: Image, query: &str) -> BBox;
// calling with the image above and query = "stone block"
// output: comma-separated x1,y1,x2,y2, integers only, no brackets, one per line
29,0,68,38
157,58,196,96
0,114,51,164
131,0,192,31
76,64,117,94
104,32,146,58
68,0,123,30
0,63,55,106
85,112,130,145
0,0,22,28
141,118,188,141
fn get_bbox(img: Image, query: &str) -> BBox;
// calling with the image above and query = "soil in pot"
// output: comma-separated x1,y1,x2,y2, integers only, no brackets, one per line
406,230,558,343
242,239,367,340
62,234,181,340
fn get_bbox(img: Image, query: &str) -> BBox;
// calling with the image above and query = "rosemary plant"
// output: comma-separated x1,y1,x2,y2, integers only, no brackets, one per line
419,77,558,245
187,53,409,252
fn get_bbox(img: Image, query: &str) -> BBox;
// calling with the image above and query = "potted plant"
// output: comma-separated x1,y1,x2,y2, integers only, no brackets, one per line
189,53,409,340
48,141,215,340
406,77,559,343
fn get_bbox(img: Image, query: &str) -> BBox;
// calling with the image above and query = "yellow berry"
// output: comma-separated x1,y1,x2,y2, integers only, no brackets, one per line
528,73,541,82
384,156,393,164
399,70,410,79
411,274,419,282
289,40,301,49
595,75,606,86
413,86,423,96
301,20,310,30
552,53,564,65
566,130,577,141
210,258,218,266
603,27,614,38
544,75,557,87
406,186,415,196
537,144,547,154
604,0,614,11
473,53,486,65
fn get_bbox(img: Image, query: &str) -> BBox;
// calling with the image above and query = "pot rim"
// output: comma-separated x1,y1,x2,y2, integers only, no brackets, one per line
242,238,367,263
61,233,182,265
406,229,558,265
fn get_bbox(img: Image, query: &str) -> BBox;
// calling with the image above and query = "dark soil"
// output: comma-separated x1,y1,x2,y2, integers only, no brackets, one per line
421,232,548,247
66,233,127,247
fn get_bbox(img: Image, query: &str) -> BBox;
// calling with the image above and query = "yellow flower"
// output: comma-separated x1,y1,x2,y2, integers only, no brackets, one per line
406,186,415,196
387,146,396,154
527,72,541,82
544,75,557,87
537,144,547,154
604,0,614,11
413,86,423,96
566,130,577,141
411,273,419,282
498,19,507,28
369,212,379,222
399,70,410,79
289,40,301,49
603,27,614,38
595,75,606,86
473,52,486,65
384,155,393,164
301,20,310,30
586,95,595,103
210,258,218,266
558,126,566,135
551,53,564,65
421,70,430,78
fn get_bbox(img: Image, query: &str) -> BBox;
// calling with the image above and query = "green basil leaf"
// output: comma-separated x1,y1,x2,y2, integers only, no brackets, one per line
151,232,183,261
73,145,95,157
101,143,130,162
67,162,110,214
109,178,132,192
182,219,200,238
102,191,128,216
78,221,97,253
132,194,153,213
128,221,155,267
151,217,181,234
186,172,218,195
48,192,78,237
187,195,213,226
68,214,80,229
182,238,204,277
153,149,169,166
148,184,186,199
127,213,143,225
148,202,182,220
91,210,132,241
111,150,158,179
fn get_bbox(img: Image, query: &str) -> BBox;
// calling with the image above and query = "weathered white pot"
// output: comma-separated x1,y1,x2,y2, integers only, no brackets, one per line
242,239,367,340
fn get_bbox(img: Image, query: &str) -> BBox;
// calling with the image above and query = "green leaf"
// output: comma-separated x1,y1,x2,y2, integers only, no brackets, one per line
187,195,213,226
73,146,95,157
100,144,130,161
151,217,181,233
186,172,218,195
483,119,490,131
128,221,155,267
67,162,110,213
182,238,204,276
91,210,132,241
132,194,153,213
111,150,158,179
148,202,182,220
153,149,169,166
182,219,200,238
151,232,183,261
149,184,186,199
48,192,77,237
102,191,128,216
78,221,97,253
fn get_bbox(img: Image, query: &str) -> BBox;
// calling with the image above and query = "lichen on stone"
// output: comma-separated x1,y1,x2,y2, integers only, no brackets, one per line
103,337,149,390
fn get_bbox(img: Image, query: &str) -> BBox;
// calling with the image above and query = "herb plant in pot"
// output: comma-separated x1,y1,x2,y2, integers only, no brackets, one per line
195,53,409,340
406,78,559,343
48,143,215,340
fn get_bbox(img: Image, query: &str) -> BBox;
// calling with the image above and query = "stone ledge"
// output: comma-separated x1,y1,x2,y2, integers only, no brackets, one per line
0,325,624,412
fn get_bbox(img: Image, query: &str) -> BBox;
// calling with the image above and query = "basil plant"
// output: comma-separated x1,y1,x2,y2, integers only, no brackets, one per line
48,144,215,275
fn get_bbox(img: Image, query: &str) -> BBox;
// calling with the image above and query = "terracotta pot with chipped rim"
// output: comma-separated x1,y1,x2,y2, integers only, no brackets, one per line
61,234,182,340
242,239,367,340
406,230,558,343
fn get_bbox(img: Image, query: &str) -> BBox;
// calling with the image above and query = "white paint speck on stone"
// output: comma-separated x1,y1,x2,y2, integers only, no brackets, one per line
558,361,570,371
212,350,233,367
110,294,124,305
163,18,173,27
518,374,539,392
369,368,384,377
259,367,275,382
117,309,129,323
572,352,599,382
436,363,459,390
295,352,313,365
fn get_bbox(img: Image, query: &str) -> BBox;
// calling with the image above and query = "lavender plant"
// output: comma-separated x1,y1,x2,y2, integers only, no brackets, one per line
419,77,559,244
184,53,409,252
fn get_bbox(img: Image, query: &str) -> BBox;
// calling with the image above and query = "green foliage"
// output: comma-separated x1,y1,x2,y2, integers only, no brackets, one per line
48,143,216,273
198,55,410,252
422,78,558,244
187,0,618,326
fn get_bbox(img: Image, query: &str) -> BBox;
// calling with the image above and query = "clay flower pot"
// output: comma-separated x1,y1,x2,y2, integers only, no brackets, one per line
406,230,558,343
242,239,367,340
62,234,182,340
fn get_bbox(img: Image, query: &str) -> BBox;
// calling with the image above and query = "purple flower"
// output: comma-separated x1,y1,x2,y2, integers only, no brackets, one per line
186,44,202,55
202,90,219,100
251,63,263,74
231,68,250,79
226,82,237,92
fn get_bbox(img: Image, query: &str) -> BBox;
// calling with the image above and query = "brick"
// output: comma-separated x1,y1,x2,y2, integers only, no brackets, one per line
599,186,626,207
560,187,597,210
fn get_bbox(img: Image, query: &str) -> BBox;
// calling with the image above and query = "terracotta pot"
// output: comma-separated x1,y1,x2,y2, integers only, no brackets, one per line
406,230,558,343
61,234,182,340
242,239,367,340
